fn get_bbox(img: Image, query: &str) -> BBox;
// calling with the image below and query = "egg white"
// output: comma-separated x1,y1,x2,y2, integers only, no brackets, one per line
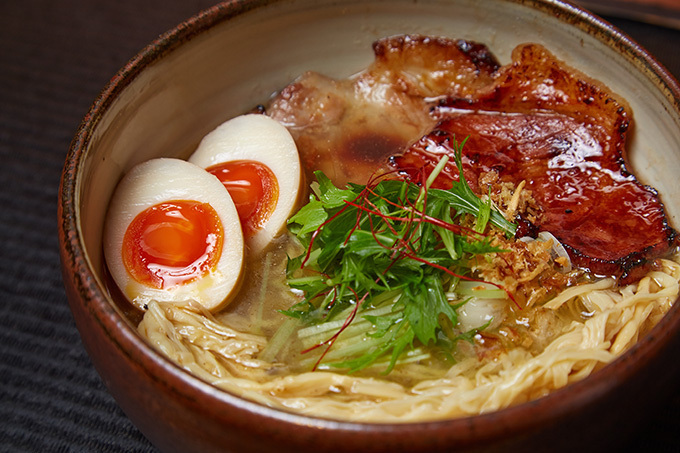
103,158,244,312
189,114,302,254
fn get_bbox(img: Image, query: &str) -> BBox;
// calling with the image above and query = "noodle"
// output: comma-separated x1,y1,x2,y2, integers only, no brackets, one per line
137,256,680,422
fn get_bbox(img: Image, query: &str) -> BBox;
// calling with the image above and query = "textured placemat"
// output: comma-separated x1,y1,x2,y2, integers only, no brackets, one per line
1,1,679,452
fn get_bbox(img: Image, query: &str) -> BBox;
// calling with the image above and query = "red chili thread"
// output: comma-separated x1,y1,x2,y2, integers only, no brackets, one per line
302,286,368,370
300,167,517,369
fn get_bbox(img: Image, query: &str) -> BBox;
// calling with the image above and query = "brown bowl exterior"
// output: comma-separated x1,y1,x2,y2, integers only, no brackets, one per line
59,0,680,452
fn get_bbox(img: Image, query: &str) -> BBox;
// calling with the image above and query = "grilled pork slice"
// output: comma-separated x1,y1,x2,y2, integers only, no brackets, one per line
267,35,500,186
392,44,677,283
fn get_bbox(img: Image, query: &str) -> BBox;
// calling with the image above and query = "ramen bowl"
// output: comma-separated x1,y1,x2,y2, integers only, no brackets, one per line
58,0,680,452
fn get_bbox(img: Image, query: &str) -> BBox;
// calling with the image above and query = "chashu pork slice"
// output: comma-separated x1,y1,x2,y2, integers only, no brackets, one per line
267,35,501,187
392,43,677,283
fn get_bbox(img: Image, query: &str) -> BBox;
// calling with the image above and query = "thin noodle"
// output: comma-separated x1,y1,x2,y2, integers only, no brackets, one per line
137,257,680,422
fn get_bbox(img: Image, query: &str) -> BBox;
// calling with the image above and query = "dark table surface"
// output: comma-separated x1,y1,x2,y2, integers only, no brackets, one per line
1,1,679,452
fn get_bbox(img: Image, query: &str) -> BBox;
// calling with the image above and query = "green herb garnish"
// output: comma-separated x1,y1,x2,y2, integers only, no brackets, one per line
283,138,517,373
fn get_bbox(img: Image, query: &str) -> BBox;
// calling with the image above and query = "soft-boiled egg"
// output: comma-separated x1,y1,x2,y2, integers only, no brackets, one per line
189,114,301,254
104,158,244,311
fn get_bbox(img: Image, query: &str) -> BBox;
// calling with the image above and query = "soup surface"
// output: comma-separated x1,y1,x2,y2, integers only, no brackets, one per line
109,35,680,421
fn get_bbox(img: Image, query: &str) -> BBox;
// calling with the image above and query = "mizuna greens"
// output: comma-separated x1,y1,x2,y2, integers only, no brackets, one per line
283,140,518,373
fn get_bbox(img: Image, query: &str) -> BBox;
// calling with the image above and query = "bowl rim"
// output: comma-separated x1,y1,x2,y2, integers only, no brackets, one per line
58,0,680,439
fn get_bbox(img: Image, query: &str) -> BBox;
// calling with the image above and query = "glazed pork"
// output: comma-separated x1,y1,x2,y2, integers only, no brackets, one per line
392,43,677,283
268,35,500,186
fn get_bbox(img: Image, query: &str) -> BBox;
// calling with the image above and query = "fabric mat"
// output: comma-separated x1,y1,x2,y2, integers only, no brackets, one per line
1,1,678,452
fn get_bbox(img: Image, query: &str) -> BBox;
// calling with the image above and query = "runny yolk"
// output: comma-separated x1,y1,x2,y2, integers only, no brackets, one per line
206,160,279,238
122,200,223,289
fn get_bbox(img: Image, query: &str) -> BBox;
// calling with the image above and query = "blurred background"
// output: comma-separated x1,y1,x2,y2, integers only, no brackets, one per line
1,0,679,451
577,0,680,29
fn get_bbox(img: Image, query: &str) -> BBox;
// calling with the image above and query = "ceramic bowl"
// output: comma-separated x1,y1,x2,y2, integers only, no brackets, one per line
59,0,680,452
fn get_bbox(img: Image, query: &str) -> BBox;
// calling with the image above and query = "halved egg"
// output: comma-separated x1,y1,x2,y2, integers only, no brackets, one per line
103,158,244,311
189,114,301,254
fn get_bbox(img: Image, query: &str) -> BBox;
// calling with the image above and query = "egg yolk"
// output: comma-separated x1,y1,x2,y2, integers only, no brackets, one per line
122,200,224,289
206,160,279,237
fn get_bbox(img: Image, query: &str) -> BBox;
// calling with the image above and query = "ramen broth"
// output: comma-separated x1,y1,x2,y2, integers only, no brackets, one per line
227,239,551,384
